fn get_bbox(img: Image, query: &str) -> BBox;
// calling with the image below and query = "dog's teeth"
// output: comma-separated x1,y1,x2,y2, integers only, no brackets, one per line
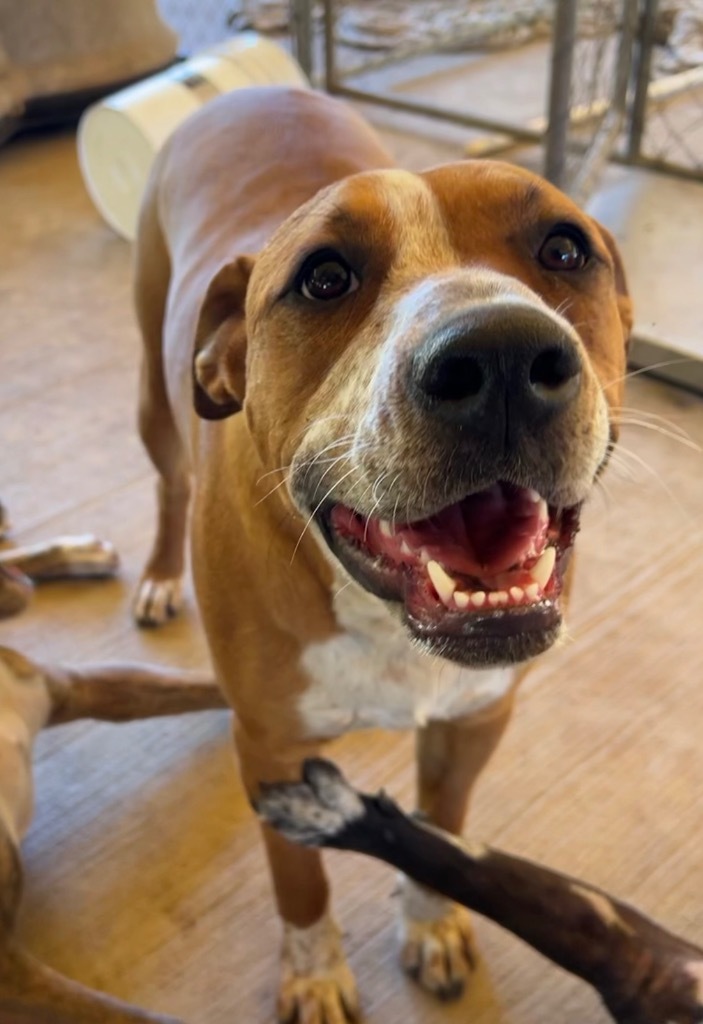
530,547,556,589
379,519,394,538
524,582,541,601
400,539,414,557
510,586,524,602
454,591,470,609
536,498,549,521
427,561,456,605
488,590,509,607
526,488,542,503
471,591,486,608
419,547,431,565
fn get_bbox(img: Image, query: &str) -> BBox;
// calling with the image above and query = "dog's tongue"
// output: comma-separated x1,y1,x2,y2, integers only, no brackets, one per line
362,482,549,577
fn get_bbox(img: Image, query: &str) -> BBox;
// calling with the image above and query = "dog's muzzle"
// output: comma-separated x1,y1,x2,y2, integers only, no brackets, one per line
304,301,597,668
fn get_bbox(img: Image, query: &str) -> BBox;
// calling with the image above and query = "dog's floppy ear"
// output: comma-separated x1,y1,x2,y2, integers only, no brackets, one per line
595,222,634,349
193,254,255,420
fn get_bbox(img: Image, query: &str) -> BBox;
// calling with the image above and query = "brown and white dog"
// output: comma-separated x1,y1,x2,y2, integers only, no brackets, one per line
133,86,633,1022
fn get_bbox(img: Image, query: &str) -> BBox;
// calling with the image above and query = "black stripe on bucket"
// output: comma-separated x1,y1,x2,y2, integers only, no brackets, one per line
171,68,221,104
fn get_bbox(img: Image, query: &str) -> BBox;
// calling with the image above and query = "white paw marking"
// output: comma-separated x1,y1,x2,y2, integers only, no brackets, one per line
133,577,183,626
399,878,476,1000
278,911,359,1023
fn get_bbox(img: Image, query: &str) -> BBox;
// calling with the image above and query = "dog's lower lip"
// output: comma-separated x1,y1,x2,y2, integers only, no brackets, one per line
314,483,580,665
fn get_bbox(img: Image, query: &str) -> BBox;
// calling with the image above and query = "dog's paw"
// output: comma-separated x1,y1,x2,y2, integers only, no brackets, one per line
399,880,476,1000
257,759,365,847
278,911,360,1024
278,967,360,1024
133,576,183,627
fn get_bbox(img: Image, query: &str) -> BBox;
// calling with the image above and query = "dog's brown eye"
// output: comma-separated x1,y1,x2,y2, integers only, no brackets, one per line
538,229,589,272
297,251,359,301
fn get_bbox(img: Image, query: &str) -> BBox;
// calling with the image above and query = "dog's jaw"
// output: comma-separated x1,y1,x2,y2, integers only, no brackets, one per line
308,483,580,668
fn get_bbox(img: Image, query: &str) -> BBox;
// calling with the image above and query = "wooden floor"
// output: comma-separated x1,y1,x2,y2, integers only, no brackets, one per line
1,124,702,1024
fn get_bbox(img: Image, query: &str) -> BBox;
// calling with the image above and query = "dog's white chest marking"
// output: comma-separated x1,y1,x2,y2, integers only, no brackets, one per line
298,579,514,738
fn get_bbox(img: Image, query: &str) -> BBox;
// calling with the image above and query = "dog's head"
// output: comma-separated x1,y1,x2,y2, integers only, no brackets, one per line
193,161,632,667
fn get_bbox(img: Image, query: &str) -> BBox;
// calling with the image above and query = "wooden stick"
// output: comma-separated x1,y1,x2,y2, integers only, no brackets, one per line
257,759,703,1024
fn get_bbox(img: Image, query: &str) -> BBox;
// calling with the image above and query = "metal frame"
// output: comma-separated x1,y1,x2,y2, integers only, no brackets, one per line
622,0,703,183
290,0,703,191
320,0,548,156
289,0,314,80
568,0,639,202
544,0,579,185
312,0,643,195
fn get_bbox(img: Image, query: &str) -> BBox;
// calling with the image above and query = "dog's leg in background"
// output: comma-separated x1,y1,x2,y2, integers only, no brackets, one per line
235,724,360,1023
42,660,226,724
0,646,225,1023
133,177,191,629
401,693,515,998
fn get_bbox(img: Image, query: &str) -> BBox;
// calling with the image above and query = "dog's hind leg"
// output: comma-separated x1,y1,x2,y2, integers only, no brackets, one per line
400,693,515,1001
0,825,181,1023
133,176,191,628
0,647,211,1022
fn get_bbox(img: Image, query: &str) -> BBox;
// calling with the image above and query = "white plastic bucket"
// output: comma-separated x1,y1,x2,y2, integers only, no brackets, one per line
78,33,308,240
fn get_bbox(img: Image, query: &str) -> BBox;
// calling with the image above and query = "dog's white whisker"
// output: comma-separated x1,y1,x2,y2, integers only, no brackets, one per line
313,452,356,494
253,475,291,508
614,407,703,452
256,464,293,484
620,419,702,452
614,405,694,436
614,444,694,524
290,466,360,565
604,358,697,390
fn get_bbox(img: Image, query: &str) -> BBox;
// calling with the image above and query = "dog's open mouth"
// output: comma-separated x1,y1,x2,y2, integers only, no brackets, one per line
317,482,581,666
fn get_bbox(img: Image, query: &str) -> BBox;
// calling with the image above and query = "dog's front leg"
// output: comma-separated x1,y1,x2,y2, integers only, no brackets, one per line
400,693,515,1000
236,724,360,1023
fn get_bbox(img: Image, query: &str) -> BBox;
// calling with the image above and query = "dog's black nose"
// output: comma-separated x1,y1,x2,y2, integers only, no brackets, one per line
410,305,582,432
